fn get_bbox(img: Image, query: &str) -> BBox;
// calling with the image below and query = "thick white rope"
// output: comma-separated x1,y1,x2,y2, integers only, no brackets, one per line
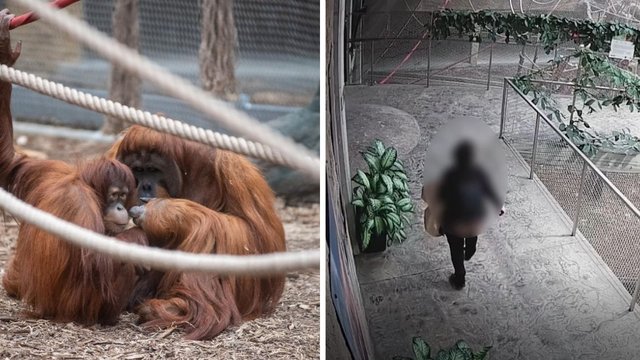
0,188,319,274
0,64,291,167
16,0,320,181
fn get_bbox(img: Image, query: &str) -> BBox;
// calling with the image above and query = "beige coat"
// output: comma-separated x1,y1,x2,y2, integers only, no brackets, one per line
422,182,442,237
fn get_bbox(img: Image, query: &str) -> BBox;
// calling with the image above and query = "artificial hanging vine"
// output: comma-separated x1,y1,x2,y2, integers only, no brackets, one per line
429,10,640,55
427,10,640,157
513,48,640,157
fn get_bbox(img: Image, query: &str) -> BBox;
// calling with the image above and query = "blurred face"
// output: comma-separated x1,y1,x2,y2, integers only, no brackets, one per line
454,142,474,165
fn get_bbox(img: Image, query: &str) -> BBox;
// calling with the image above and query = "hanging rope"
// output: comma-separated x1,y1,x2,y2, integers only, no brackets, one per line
0,188,319,274
15,0,320,181
0,65,291,167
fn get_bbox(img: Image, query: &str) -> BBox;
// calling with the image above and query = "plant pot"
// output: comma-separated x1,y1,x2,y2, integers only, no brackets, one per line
355,208,388,253
360,232,387,253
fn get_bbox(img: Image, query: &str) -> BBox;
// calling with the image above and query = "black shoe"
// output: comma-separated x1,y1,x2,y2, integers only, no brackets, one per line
464,247,476,261
449,274,465,290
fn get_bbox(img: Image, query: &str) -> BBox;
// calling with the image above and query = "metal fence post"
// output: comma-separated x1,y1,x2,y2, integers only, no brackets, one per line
369,40,374,85
571,161,588,236
359,41,363,84
569,48,583,123
529,114,541,180
569,83,579,123
427,36,431,87
532,36,539,71
358,13,363,84
630,276,640,311
487,44,493,90
427,12,433,88
516,43,526,76
499,78,508,139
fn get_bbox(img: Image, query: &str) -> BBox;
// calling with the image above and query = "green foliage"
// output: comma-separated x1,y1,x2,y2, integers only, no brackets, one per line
351,139,414,249
513,48,640,157
393,337,492,360
430,10,640,55
430,10,640,157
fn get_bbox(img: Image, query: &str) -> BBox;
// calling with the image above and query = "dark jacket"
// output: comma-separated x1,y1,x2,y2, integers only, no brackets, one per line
438,165,501,234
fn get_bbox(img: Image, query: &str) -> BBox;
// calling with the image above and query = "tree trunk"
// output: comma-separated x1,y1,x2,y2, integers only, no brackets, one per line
103,0,141,135
199,0,237,99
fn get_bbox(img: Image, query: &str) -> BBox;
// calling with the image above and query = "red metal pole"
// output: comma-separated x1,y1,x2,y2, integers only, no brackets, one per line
9,0,80,30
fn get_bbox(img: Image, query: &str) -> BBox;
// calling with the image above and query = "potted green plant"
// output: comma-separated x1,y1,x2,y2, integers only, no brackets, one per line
351,139,413,253
394,337,492,360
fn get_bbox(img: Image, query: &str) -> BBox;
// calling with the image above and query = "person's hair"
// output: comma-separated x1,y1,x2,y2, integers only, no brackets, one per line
453,140,474,166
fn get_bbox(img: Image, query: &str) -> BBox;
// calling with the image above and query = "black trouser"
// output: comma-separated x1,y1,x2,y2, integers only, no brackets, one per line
446,234,478,278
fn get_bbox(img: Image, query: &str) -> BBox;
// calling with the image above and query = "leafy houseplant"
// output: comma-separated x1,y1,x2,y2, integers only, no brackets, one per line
394,337,492,360
351,139,413,253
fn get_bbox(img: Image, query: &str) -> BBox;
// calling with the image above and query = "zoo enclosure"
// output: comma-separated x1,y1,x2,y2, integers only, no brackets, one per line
345,10,640,88
500,77,640,309
346,10,569,88
6,0,320,130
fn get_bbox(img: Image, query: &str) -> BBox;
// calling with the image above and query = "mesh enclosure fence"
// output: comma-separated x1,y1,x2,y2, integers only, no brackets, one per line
3,0,319,129
346,0,640,87
347,11,575,86
501,80,640,294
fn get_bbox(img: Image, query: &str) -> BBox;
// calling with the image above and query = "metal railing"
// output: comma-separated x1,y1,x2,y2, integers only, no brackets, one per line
499,78,640,311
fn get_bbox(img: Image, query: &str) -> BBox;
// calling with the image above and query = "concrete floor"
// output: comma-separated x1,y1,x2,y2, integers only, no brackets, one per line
345,83,640,359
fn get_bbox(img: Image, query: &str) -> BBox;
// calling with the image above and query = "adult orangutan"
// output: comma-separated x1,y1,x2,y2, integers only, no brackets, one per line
109,125,286,340
0,10,147,325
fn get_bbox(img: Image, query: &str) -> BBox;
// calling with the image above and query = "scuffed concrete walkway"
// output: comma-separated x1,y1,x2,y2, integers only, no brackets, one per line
346,84,640,359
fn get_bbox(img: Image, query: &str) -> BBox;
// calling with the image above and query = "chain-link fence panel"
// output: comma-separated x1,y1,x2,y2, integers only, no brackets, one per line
501,80,537,159
576,166,640,292
4,0,319,130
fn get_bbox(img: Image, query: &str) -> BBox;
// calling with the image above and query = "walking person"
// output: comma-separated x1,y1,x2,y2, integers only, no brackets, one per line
436,140,504,290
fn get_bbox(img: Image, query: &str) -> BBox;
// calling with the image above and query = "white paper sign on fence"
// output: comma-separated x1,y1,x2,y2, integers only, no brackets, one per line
609,39,635,60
